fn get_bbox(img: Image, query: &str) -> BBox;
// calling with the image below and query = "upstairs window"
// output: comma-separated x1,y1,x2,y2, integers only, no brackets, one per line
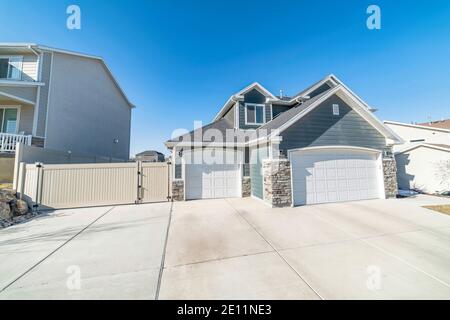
245,103,265,125
0,56,23,80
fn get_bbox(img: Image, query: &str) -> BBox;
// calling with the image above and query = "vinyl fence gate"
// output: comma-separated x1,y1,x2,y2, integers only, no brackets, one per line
16,162,172,210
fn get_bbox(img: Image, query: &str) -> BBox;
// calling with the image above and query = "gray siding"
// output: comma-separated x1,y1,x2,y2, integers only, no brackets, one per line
45,53,132,160
250,146,268,199
308,83,332,98
0,86,37,103
223,104,235,126
279,94,387,153
272,104,292,119
238,89,272,130
18,104,34,134
35,52,52,137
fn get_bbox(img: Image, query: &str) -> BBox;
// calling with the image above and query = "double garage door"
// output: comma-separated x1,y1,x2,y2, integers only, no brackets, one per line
290,148,383,206
185,149,242,200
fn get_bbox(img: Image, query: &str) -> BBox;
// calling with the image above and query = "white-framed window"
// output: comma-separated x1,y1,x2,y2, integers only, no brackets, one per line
0,106,20,134
0,56,23,80
332,104,340,116
245,103,265,125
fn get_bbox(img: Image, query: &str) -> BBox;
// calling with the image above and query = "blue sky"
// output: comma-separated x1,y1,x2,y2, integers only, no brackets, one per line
1,0,449,156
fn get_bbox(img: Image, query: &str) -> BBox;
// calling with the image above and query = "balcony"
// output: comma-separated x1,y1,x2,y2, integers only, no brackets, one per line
0,133,32,153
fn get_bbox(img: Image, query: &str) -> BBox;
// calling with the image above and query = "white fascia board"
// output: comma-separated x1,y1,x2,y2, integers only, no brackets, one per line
35,45,135,109
289,75,333,102
0,90,36,105
395,143,450,154
329,74,375,111
266,85,403,144
384,120,450,133
0,80,45,87
236,82,277,100
213,83,279,121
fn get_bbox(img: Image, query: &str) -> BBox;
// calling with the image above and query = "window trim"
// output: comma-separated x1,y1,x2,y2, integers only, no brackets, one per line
0,55,23,80
244,103,266,125
0,105,21,134
332,104,340,116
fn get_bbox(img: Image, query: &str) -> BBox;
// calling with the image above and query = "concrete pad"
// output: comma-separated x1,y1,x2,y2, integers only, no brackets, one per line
165,200,272,267
366,229,450,284
0,269,159,300
0,206,113,290
308,200,420,238
0,203,171,300
280,240,450,299
354,197,450,229
227,198,352,250
159,252,320,300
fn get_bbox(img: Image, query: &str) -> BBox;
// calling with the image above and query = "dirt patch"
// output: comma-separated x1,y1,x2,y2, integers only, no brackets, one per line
0,183,13,190
423,205,450,215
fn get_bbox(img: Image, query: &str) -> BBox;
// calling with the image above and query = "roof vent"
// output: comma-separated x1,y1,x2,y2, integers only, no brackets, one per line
279,90,284,99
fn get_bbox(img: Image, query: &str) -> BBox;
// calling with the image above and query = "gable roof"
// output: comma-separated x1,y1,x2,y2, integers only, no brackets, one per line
136,150,164,157
0,43,135,109
418,119,450,130
253,85,402,144
396,143,450,154
212,75,376,122
384,121,450,133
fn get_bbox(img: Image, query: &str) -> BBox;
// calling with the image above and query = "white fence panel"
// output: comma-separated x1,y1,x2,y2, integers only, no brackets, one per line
141,163,170,203
17,161,171,210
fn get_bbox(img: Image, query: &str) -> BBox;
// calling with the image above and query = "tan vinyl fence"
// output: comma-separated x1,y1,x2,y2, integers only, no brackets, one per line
16,161,171,210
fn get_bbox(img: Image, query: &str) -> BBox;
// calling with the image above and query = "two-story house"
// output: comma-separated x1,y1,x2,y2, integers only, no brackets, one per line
166,75,403,207
0,43,133,160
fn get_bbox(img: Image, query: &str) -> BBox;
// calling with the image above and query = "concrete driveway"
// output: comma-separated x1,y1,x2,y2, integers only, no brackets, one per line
159,195,450,300
0,203,171,300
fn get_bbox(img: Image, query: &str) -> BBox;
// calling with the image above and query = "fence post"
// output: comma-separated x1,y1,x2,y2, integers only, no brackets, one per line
135,161,142,204
17,162,26,199
33,162,44,211
12,142,23,190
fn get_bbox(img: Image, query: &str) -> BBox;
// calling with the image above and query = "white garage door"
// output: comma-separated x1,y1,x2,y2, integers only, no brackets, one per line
185,149,242,200
290,148,383,206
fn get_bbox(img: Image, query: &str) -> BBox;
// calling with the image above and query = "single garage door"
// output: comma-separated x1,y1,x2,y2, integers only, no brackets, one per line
185,149,242,200
290,148,383,206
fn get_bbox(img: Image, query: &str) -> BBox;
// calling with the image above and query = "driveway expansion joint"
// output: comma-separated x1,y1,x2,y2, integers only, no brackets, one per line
0,206,117,293
224,199,325,300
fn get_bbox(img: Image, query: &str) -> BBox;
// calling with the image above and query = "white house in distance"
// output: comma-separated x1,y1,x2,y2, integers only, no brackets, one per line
384,120,450,194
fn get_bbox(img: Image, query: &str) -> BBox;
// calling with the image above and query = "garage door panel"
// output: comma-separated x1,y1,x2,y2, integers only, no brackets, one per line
185,155,241,200
291,148,382,206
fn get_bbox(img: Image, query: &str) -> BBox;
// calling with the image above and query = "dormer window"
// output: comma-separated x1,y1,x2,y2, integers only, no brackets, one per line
245,103,265,125
0,56,23,80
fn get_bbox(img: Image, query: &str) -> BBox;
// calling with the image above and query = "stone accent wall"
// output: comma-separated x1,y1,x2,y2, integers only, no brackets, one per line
242,177,251,197
383,157,398,198
262,159,292,208
172,180,185,201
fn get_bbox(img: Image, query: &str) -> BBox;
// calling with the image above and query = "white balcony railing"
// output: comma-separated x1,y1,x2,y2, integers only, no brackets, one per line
0,133,32,153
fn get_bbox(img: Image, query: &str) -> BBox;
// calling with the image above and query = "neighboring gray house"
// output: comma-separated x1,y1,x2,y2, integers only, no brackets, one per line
166,75,403,207
0,43,133,160
135,150,165,162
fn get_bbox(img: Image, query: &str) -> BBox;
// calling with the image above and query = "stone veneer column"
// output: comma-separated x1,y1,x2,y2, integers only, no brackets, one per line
172,180,185,201
242,177,251,197
262,159,292,208
383,156,398,198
